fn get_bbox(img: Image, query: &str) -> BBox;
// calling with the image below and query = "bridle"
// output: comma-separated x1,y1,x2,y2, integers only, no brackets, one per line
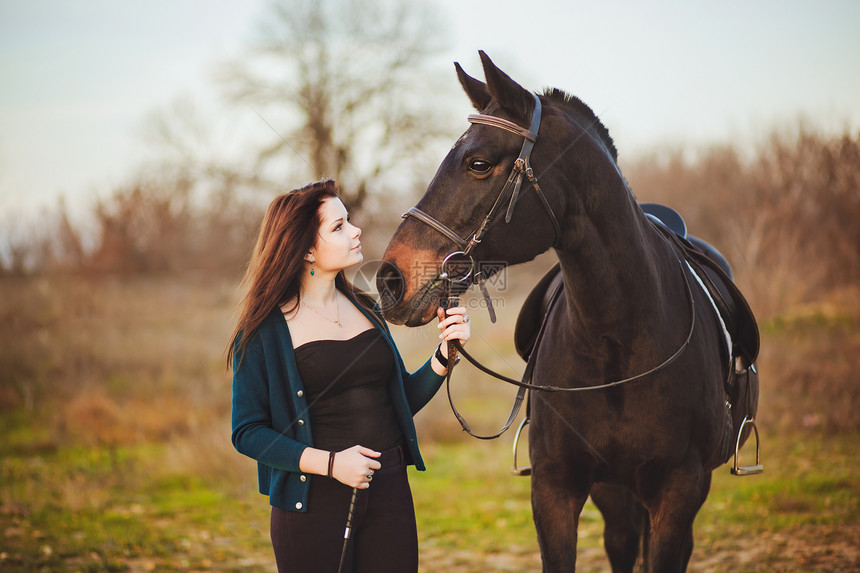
399,92,698,443
402,92,561,311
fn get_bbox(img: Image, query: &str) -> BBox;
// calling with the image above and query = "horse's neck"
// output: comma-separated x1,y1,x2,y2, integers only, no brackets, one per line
554,192,673,349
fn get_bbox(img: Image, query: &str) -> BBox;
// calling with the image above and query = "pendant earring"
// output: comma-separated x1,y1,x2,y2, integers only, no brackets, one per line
310,262,315,276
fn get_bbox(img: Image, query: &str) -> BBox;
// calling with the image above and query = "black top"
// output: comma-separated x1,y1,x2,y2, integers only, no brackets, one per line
294,328,404,452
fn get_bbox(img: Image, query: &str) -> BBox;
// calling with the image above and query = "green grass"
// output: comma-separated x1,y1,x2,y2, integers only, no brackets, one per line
1,432,858,572
0,444,273,572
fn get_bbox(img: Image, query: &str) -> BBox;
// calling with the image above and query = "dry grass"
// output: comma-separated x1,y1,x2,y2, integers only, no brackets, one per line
755,292,860,432
1,250,858,462
0,273,237,453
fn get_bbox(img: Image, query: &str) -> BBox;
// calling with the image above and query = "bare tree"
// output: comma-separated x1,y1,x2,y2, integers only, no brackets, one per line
219,0,453,208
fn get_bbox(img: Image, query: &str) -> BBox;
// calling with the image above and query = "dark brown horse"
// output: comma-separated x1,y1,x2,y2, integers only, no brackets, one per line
378,52,759,572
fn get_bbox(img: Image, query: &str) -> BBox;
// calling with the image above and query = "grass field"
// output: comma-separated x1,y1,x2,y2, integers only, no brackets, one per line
1,428,858,572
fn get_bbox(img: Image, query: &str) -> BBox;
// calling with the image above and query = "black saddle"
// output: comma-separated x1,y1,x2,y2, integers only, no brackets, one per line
642,203,687,239
514,205,760,369
641,203,734,281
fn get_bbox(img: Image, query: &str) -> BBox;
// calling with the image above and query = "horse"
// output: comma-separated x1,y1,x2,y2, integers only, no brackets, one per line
377,51,760,572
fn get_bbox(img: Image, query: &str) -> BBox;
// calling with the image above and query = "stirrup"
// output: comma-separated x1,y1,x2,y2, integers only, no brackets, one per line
511,417,531,476
731,416,763,476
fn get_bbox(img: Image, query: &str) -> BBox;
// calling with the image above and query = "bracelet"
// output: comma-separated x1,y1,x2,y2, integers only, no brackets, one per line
327,451,336,479
435,343,459,369
434,343,449,369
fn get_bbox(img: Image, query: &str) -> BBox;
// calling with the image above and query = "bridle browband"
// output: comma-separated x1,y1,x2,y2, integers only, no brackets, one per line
403,93,561,291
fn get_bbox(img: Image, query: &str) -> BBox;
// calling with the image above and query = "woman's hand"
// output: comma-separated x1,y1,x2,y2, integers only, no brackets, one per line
332,445,381,489
434,306,471,372
437,305,471,346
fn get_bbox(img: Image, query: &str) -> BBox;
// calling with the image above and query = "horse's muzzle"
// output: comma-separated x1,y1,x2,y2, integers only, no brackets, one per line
376,261,406,319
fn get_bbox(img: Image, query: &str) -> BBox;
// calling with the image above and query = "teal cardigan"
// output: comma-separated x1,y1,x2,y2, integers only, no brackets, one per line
231,294,445,512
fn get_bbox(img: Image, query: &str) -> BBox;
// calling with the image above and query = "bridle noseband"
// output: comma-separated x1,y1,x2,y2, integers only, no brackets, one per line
403,93,561,289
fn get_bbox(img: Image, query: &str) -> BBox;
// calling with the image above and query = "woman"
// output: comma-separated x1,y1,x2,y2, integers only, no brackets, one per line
229,180,470,572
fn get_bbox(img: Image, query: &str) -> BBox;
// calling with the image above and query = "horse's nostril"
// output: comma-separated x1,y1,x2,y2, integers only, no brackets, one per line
376,261,405,311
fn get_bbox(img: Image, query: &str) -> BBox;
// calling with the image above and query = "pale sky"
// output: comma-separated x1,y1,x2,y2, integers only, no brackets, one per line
2,0,859,216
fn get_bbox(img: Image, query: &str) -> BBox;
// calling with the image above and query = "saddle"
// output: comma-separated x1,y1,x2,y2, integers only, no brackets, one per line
514,205,760,370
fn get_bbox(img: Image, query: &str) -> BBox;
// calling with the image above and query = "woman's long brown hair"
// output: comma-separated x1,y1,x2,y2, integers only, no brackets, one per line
227,180,377,368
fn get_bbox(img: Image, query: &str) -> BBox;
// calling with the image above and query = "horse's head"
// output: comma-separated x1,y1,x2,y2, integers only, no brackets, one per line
378,51,575,326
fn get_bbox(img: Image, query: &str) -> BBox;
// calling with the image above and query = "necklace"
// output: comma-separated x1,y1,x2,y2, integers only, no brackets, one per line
301,296,343,328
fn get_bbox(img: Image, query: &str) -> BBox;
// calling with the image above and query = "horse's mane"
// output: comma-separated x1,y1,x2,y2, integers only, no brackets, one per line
542,88,617,162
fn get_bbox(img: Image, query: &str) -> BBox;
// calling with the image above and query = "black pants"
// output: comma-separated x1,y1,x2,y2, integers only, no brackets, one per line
270,445,418,573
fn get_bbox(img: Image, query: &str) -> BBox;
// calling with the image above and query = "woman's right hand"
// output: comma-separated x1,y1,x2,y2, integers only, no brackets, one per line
332,445,381,489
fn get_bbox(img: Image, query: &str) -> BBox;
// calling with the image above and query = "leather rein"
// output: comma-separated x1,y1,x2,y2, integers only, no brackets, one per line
403,93,698,440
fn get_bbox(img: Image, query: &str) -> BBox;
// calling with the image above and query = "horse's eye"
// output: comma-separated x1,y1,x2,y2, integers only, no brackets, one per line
467,159,493,174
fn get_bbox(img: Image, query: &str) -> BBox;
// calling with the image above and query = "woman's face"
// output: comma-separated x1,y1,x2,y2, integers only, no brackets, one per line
309,197,363,273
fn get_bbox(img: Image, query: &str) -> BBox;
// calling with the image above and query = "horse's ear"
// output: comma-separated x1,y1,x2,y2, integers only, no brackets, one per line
455,62,492,112
478,50,533,122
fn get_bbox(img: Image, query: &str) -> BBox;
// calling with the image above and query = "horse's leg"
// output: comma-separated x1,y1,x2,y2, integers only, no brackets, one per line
590,484,645,573
531,465,590,572
681,470,712,569
667,469,714,571
642,458,708,572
